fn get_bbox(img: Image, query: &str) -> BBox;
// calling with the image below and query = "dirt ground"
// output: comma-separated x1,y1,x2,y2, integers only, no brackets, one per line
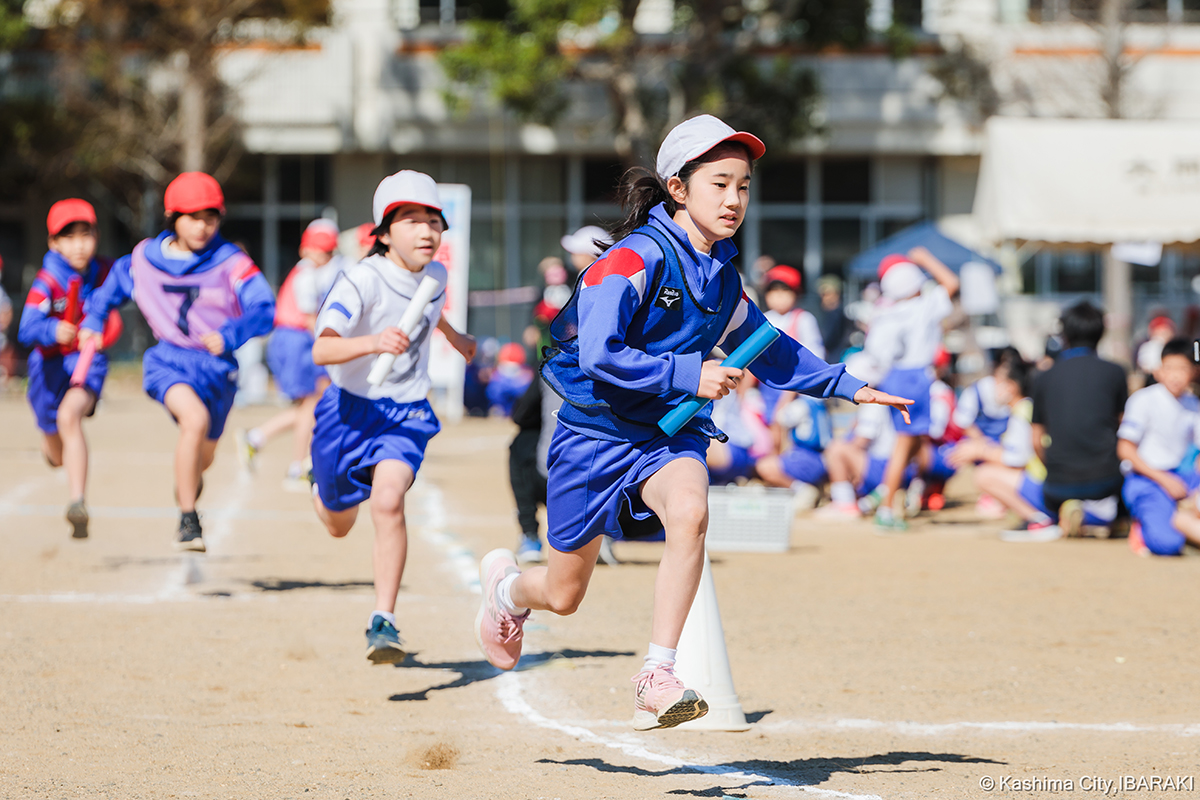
2,375,1198,800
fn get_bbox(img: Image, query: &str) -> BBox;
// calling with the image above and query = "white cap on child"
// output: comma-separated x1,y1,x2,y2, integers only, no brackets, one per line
880,262,926,301
373,170,444,227
560,225,611,257
655,114,766,180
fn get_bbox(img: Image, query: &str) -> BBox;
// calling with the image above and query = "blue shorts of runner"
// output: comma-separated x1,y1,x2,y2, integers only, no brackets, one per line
267,327,327,401
709,443,755,485
879,366,933,436
780,445,828,485
143,342,238,440
1123,468,1200,556
546,423,707,552
27,348,108,434
1019,472,1118,526
311,385,441,512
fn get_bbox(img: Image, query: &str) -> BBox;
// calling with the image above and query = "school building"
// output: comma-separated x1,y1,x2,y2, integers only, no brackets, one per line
2,0,1200,346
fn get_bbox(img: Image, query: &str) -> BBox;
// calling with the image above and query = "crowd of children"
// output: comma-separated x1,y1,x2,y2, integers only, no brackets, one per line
9,113,1197,738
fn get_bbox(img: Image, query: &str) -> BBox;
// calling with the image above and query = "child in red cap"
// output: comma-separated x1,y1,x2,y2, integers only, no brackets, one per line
18,199,123,538
80,173,276,552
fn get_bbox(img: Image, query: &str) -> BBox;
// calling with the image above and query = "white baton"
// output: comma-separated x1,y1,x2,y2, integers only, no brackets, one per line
366,274,441,386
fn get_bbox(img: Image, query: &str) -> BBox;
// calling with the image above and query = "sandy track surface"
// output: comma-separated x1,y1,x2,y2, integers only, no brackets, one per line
2,377,1198,799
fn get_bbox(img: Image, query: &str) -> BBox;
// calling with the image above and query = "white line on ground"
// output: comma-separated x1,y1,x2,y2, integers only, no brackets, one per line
495,672,881,800
413,482,482,595
760,718,1200,737
0,503,315,522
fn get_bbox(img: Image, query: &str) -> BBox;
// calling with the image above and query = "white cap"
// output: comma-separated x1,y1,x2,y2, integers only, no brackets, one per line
655,114,766,180
372,170,445,228
880,263,926,301
560,225,611,257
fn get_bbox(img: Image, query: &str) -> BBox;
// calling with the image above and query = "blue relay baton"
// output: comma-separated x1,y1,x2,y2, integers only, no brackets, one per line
658,321,781,437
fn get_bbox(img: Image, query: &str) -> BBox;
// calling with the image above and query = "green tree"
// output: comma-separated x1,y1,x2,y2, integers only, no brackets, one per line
440,0,869,165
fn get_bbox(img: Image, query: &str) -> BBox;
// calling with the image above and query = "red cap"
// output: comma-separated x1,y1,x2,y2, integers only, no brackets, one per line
498,342,526,366
764,265,802,292
356,222,376,251
934,345,952,369
300,219,339,253
164,172,225,215
878,253,912,278
1149,315,1175,333
47,199,97,237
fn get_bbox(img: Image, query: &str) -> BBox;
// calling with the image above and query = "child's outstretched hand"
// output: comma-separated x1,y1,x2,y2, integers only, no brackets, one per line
853,386,914,425
375,326,410,356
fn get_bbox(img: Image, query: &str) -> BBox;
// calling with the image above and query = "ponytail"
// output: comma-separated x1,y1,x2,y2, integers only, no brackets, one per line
604,141,755,250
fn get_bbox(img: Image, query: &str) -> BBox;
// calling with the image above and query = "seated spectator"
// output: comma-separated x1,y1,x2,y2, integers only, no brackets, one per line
1031,301,1126,537
754,392,832,509
759,265,824,422
707,378,772,485
1119,338,1200,556
1135,314,1176,379
813,402,912,521
487,342,533,417
954,347,1022,518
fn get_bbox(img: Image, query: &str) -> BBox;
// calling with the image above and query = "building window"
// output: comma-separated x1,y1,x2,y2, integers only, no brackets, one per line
759,160,807,203
821,159,871,204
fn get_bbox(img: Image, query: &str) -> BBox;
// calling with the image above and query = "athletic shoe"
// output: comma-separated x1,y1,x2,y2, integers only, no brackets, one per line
814,502,860,522
792,482,821,511
176,511,205,552
904,477,926,518
282,462,309,494
475,549,528,671
926,491,946,512
1000,520,1063,543
1059,499,1085,538
597,535,620,566
975,494,1007,520
365,616,407,665
874,506,907,532
235,429,258,472
516,537,543,564
1128,522,1150,556
857,487,885,515
66,500,89,540
631,661,709,731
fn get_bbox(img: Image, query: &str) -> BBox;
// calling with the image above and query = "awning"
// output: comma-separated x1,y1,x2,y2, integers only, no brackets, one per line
846,221,1001,279
974,117,1200,245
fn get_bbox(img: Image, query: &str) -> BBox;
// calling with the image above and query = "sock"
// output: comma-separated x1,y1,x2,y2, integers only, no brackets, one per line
644,643,677,670
247,428,265,449
369,610,396,627
286,461,305,479
496,572,528,616
1030,512,1053,525
830,481,856,506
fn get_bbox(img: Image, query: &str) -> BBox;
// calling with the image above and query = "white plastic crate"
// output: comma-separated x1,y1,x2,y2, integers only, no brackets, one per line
705,484,796,553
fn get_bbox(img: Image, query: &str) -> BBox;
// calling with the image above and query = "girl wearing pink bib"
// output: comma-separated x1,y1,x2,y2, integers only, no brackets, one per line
81,173,275,552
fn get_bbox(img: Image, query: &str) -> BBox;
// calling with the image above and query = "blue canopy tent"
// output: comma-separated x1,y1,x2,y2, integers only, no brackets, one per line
846,221,1002,281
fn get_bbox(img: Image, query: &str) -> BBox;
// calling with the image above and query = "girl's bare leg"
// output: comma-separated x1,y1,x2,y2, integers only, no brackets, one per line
509,536,602,615
163,385,212,513
56,388,95,501
368,459,413,614
974,464,1041,521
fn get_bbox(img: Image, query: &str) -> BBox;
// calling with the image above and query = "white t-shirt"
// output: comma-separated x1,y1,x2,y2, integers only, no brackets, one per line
1117,384,1200,471
855,402,896,460
765,308,825,361
952,375,1011,431
1000,401,1034,469
863,284,953,371
292,258,342,316
316,255,448,403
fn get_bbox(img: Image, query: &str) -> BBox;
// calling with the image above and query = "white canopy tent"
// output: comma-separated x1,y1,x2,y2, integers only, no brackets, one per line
975,117,1200,245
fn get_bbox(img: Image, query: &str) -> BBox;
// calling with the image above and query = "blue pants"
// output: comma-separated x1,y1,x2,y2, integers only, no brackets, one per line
1020,473,1117,526
267,327,327,401
27,349,108,434
1123,469,1200,556
709,443,756,485
780,445,828,485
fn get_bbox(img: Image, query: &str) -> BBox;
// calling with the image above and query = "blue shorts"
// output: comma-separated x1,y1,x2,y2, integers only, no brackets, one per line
924,443,957,483
879,367,934,436
709,443,755,485
858,455,915,496
311,385,441,512
546,423,706,552
267,327,327,401
1020,473,1117,526
1123,469,1200,556
143,342,239,440
27,348,108,434
780,445,828,485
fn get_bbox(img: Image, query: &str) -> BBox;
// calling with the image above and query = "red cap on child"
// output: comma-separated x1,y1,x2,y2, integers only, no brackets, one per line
878,253,913,278
498,342,526,366
164,172,226,215
300,219,340,253
47,199,97,237
763,265,802,291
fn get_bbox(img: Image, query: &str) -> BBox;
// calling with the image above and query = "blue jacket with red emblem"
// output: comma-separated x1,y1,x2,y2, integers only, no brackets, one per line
18,251,114,357
541,203,866,442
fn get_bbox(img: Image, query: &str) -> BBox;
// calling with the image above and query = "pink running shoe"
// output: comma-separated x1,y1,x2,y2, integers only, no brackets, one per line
631,661,708,731
475,548,529,671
